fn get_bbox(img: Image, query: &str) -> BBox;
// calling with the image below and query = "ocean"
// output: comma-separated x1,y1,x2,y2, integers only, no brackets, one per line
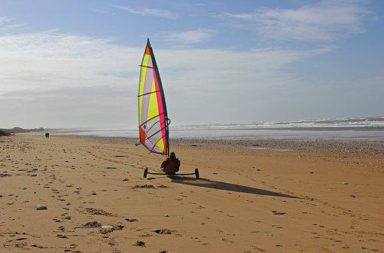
52,117,384,141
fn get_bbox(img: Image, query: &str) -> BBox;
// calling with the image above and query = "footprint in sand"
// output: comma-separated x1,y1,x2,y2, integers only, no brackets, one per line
56,233,68,239
125,218,138,222
31,244,47,249
153,229,174,235
272,210,286,215
253,247,266,252
85,207,114,216
132,184,156,189
133,240,146,247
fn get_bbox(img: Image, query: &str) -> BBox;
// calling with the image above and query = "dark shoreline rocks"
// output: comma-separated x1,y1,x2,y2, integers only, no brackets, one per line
0,130,11,137
0,127,46,136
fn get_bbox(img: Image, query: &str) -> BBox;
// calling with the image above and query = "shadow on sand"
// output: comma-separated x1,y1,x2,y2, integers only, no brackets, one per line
170,176,300,199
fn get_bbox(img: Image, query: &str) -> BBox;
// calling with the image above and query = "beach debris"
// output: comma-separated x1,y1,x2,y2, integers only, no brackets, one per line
163,214,169,217
342,182,349,185
69,244,79,250
272,210,286,215
350,194,356,198
85,207,113,216
153,229,173,235
125,218,138,222
138,233,153,238
113,224,124,230
15,241,28,248
133,240,146,247
159,250,168,253
75,221,102,229
123,178,129,181
36,204,47,210
105,166,117,170
99,225,114,234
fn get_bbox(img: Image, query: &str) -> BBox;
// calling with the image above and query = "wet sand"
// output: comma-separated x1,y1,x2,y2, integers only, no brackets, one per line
0,135,383,252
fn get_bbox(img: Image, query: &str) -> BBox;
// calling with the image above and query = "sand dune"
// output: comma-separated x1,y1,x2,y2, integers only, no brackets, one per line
0,135,383,252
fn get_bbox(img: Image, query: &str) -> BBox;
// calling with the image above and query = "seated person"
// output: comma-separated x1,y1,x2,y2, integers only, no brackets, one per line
161,152,180,175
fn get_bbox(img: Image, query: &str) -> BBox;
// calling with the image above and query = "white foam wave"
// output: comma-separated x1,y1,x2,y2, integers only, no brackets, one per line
173,117,384,130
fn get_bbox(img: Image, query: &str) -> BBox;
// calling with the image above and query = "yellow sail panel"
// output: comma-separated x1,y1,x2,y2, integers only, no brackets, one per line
137,39,169,155
147,81,159,120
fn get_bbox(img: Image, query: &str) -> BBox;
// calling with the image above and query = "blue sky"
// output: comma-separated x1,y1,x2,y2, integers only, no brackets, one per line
0,0,383,128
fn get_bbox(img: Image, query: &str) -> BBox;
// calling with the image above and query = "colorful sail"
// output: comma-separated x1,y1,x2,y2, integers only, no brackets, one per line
138,39,169,155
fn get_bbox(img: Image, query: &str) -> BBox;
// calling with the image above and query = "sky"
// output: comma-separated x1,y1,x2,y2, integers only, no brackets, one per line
0,0,383,129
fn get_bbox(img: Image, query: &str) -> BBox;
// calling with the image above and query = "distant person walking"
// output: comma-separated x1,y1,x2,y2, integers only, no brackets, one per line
45,133,50,139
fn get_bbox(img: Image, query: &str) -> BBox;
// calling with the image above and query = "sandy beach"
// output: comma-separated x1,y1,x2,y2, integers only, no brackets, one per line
0,134,383,252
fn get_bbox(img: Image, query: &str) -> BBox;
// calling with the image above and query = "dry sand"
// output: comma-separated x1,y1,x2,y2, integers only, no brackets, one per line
0,134,383,253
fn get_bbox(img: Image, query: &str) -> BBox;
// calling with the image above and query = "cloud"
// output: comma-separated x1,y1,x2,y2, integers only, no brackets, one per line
0,17,25,33
0,24,336,128
225,0,369,41
0,32,139,95
0,16,12,25
0,29,325,95
114,5,177,19
159,29,215,45
3,14,377,128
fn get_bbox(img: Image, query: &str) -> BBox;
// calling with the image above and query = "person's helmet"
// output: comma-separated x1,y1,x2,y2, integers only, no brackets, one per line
170,152,176,159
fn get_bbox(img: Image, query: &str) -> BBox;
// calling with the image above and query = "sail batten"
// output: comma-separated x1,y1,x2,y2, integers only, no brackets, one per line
139,112,164,127
138,39,169,156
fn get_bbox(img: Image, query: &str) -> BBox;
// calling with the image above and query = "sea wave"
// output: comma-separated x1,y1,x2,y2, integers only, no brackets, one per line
50,116,384,141
173,117,384,130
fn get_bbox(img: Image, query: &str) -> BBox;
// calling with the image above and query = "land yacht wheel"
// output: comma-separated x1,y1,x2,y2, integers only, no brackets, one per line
195,168,200,179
